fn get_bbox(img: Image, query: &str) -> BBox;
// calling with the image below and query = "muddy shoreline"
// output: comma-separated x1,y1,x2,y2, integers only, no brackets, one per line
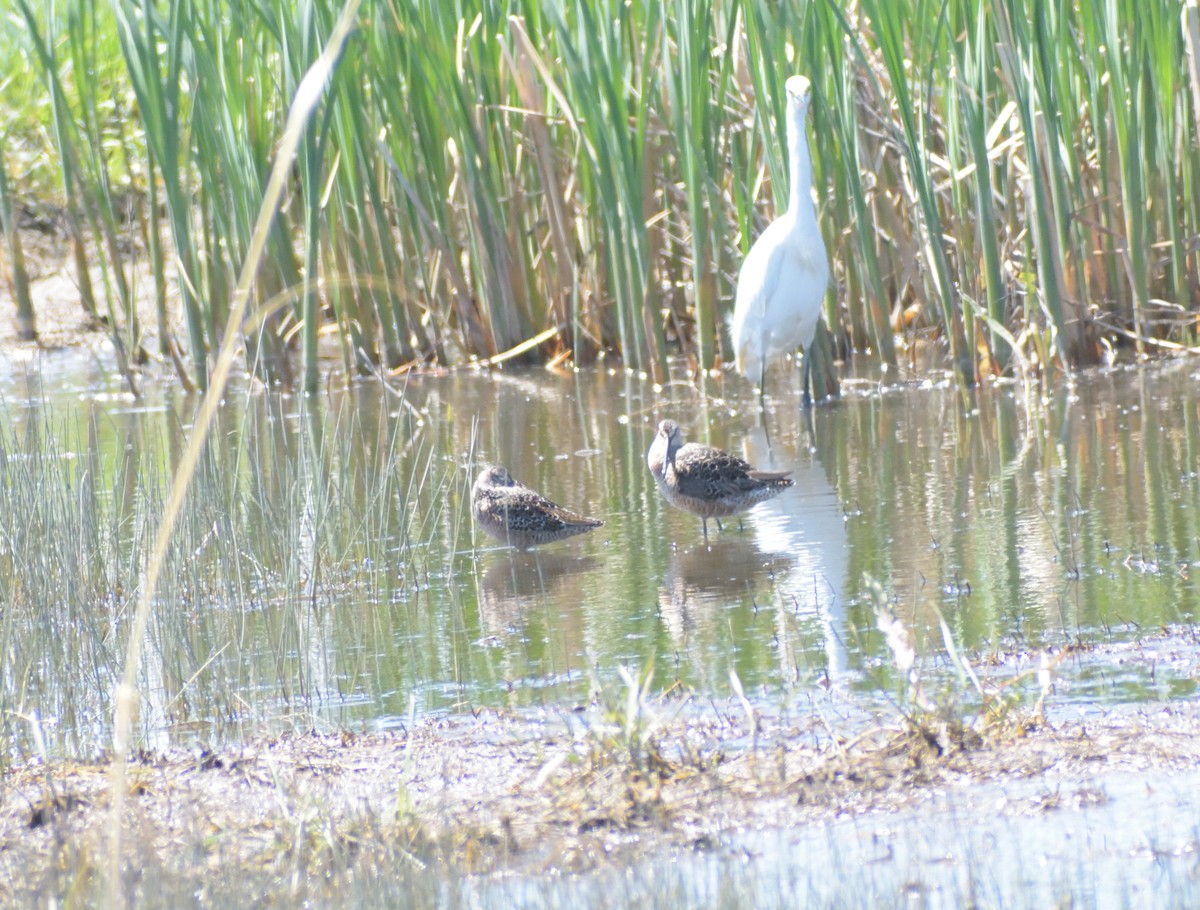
3,692,1199,905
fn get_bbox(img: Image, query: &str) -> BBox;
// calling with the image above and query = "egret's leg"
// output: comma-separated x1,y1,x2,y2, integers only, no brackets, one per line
801,349,814,409
760,410,773,448
715,518,724,532
757,362,767,411
701,518,709,542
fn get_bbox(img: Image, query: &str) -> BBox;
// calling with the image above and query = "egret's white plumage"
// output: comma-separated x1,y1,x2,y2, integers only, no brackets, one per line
730,75,830,407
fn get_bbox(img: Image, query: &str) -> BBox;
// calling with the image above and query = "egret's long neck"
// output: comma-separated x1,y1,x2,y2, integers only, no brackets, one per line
786,107,816,223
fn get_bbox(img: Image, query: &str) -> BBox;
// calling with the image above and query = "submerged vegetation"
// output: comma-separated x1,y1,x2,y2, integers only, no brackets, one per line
0,395,465,761
2,0,1198,392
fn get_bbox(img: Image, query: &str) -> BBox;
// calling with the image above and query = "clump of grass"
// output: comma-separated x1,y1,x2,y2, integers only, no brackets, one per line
564,664,700,830
864,574,1057,756
580,664,670,776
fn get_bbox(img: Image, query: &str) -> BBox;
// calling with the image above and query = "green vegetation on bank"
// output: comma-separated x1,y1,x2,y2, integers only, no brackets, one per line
1,0,1198,391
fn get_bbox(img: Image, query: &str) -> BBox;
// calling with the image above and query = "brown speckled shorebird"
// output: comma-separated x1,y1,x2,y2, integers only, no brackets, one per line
646,419,793,540
471,465,603,551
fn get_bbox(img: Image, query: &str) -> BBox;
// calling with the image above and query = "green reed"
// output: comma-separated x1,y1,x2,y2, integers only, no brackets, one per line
0,149,35,341
13,0,127,367
2,0,1197,387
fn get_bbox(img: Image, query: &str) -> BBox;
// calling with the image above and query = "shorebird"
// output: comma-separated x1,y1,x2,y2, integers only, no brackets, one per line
646,419,793,540
730,74,831,408
471,464,603,551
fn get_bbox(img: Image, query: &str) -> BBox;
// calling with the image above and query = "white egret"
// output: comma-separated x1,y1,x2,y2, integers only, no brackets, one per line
730,75,830,408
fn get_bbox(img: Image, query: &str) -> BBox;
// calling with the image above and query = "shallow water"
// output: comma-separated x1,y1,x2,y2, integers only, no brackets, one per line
1,351,1199,752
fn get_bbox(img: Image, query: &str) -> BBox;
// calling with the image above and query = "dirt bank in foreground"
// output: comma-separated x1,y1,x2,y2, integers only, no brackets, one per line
2,696,1198,905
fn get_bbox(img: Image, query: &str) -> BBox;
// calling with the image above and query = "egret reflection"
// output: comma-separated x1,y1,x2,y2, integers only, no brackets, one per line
744,426,850,683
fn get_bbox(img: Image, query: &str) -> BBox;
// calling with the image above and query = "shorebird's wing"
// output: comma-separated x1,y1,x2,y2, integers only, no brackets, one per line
494,489,602,531
672,445,778,498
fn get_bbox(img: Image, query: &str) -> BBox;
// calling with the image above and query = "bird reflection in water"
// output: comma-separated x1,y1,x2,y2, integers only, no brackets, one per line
476,552,599,639
658,537,791,642
656,426,850,687
743,426,850,684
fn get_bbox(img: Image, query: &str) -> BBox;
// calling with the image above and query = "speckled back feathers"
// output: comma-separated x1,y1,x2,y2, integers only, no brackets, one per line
472,465,603,550
646,420,792,524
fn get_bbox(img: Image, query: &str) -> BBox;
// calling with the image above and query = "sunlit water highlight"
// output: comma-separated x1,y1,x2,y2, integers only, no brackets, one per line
1,352,1198,755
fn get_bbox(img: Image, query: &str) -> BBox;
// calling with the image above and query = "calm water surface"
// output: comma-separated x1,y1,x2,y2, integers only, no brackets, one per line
1,352,1198,753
